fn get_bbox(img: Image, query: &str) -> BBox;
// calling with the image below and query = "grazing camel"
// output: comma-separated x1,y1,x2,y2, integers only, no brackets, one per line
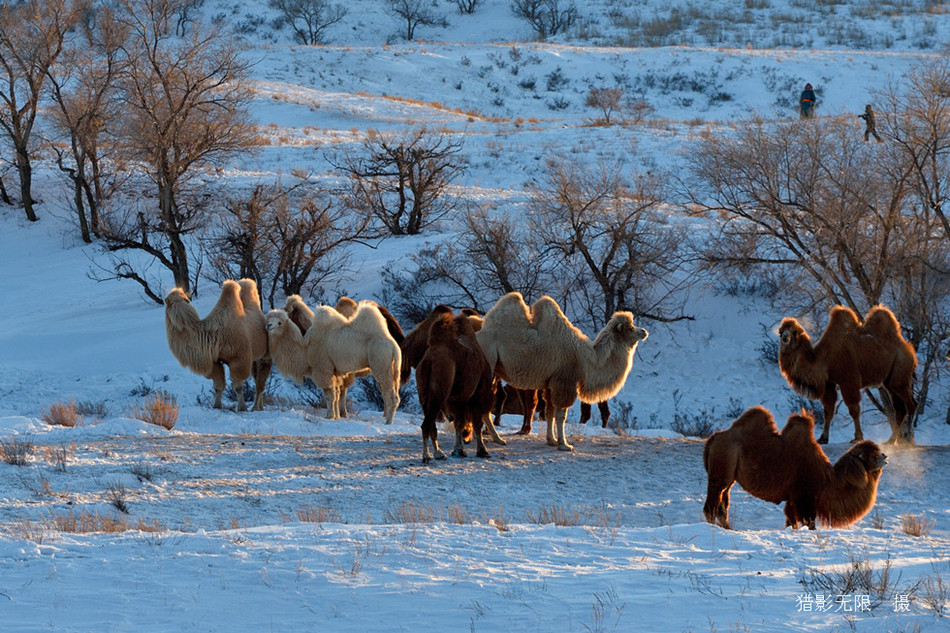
164,279,270,411
266,302,401,424
476,292,648,451
704,406,887,530
779,305,918,444
416,310,495,463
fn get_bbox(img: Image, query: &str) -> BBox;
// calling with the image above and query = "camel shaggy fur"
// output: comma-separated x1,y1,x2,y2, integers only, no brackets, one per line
703,406,887,530
266,301,402,424
779,305,918,444
476,292,648,451
282,295,404,418
401,306,506,446
416,310,495,463
164,279,270,411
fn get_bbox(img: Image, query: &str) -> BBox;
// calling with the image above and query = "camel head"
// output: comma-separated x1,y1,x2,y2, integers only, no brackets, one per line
608,311,649,347
778,318,810,351
265,309,293,336
852,440,888,473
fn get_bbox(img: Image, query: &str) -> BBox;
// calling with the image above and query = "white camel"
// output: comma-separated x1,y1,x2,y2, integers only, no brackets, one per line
266,300,402,424
476,292,648,451
164,278,270,411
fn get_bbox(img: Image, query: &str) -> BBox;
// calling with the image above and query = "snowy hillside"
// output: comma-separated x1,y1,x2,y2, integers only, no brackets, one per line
1,0,949,631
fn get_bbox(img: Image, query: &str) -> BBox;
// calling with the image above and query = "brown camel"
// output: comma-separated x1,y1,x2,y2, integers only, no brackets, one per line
416,310,495,464
703,406,887,530
779,305,917,444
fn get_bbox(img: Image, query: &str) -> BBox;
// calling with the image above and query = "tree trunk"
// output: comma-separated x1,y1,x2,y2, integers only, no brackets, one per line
16,145,36,221
73,176,91,243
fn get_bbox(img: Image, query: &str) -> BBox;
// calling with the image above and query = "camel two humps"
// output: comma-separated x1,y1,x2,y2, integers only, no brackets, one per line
164,279,271,411
476,292,649,451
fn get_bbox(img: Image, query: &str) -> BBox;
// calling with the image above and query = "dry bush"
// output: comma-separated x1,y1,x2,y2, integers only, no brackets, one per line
132,390,179,430
485,507,511,532
526,504,582,526
801,554,917,610
0,436,33,466
48,510,164,534
920,571,949,617
901,513,935,537
280,505,341,524
384,500,436,524
42,399,82,427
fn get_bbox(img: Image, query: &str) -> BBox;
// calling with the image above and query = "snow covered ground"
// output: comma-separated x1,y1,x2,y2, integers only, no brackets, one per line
1,1,949,631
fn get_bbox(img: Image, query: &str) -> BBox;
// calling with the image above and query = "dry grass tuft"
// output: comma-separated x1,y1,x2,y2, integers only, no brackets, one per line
384,500,436,524
42,399,82,427
0,436,33,466
132,391,179,430
901,513,935,538
281,505,341,524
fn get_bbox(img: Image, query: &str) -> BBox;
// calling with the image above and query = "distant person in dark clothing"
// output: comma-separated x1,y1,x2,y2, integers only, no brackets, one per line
859,104,882,142
800,82,816,119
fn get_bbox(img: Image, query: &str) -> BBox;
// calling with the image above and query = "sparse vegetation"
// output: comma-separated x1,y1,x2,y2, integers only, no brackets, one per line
132,390,179,430
42,399,82,427
901,513,934,538
0,436,33,466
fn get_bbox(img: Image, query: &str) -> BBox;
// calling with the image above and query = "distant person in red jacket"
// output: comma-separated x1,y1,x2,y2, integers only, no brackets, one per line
800,82,817,119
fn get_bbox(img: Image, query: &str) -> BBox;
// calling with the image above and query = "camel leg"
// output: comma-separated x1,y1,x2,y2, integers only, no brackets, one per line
421,408,445,464
517,389,538,436
579,402,592,424
704,480,732,529
840,386,864,443
885,382,918,444
320,375,341,420
338,374,356,418
554,408,573,452
251,359,272,412
817,385,838,444
207,362,226,409
492,383,506,428
451,405,468,458
598,401,610,429
544,400,558,446
474,421,489,458
482,412,507,445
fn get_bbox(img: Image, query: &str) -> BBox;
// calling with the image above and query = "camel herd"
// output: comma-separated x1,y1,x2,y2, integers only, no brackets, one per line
164,279,919,529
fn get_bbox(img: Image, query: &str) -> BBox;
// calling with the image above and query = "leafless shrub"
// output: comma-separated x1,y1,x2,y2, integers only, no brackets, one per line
106,482,131,514
920,571,949,617
802,554,916,610
42,399,82,428
388,0,447,41
132,390,179,430
206,178,367,306
901,513,935,537
283,504,341,524
384,500,436,524
0,436,33,466
47,510,165,534
453,0,479,14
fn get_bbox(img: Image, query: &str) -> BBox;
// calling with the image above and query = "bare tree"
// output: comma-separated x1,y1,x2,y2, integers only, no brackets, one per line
103,0,255,298
688,114,950,442
453,0,479,14
207,179,370,306
529,158,691,328
510,0,577,40
380,204,550,316
269,0,347,45
585,87,624,125
388,0,446,41
0,0,85,221
46,5,128,243
336,127,465,236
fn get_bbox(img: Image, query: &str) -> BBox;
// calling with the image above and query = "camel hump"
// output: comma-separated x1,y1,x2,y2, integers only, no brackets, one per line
335,296,359,317
531,296,566,326
215,280,245,315
862,305,903,339
484,292,530,325
351,302,389,333
779,410,817,439
312,305,345,328
237,279,262,311
427,311,457,346
827,305,860,332
729,405,779,435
